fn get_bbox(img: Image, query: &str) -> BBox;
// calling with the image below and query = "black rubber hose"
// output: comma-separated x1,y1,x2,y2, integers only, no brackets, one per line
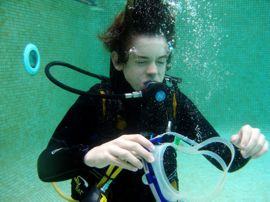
44,61,124,99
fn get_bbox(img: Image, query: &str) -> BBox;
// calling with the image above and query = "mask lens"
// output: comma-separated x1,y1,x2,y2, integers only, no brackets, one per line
163,145,179,191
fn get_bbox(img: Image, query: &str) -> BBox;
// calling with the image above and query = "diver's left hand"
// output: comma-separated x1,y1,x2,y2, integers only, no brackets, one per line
231,124,269,159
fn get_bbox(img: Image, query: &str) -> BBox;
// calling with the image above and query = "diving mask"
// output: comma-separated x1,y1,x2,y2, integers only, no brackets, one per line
142,132,235,202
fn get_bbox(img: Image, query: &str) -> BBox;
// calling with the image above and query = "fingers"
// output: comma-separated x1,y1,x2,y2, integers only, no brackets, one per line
244,129,263,157
108,153,139,172
231,134,241,145
233,125,269,159
239,125,253,149
122,134,155,152
252,141,269,159
108,145,144,170
86,134,156,172
114,137,155,163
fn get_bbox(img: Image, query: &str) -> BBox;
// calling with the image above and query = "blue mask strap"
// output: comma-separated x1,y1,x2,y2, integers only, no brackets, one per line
146,163,168,202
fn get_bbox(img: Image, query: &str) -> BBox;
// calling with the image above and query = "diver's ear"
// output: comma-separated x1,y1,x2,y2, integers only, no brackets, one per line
111,51,124,71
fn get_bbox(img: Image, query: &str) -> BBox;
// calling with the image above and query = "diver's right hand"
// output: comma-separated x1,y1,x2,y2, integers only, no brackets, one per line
83,134,155,172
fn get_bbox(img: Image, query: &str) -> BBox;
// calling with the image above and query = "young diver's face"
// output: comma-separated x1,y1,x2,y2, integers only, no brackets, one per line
122,35,169,91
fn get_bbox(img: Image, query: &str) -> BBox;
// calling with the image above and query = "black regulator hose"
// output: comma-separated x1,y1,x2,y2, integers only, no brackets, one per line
45,61,126,99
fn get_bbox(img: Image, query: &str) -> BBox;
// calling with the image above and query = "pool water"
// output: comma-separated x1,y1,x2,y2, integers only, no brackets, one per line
1,0,269,201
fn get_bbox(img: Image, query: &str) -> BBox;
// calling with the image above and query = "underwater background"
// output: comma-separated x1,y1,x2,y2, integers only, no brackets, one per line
0,0,269,201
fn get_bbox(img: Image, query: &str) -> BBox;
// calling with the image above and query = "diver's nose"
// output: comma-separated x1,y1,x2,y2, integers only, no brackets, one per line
146,63,158,76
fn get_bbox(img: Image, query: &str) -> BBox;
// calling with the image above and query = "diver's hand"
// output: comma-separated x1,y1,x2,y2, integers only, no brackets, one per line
231,125,269,159
84,134,155,172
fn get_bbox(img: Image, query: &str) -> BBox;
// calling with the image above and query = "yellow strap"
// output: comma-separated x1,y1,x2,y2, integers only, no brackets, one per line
97,165,114,188
173,92,177,119
106,164,115,175
111,167,122,179
100,193,108,202
97,165,122,188
51,182,78,202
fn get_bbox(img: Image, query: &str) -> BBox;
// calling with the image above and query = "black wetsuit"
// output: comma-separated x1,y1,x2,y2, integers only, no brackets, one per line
38,71,249,202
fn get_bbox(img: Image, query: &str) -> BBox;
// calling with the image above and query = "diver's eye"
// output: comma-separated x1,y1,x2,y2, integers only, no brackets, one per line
136,60,148,65
157,61,167,66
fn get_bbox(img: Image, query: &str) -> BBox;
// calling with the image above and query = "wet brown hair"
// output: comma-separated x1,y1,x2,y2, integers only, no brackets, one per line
99,0,176,67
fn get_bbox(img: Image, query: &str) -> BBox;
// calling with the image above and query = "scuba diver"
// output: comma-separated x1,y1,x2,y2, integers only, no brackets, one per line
37,0,268,201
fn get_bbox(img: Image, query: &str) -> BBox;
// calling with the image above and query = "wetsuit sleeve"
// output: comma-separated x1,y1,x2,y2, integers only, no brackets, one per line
175,92,250,172
38,85,105,182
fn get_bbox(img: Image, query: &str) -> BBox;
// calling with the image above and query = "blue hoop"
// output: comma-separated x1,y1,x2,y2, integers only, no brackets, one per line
23,43,40,75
